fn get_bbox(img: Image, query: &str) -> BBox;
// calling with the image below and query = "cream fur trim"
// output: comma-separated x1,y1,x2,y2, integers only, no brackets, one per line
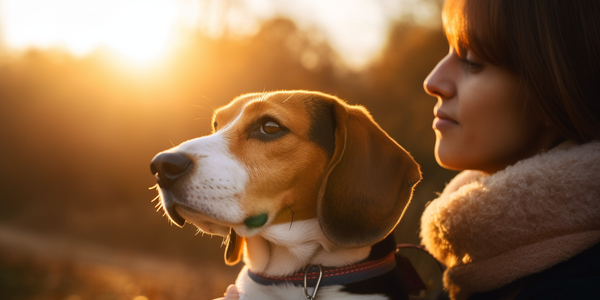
420,141,600,300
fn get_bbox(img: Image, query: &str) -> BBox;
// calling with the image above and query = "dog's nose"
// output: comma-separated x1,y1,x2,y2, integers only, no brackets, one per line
150,153,192,188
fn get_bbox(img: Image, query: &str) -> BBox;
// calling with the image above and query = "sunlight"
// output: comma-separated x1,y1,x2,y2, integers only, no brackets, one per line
1,0,178,63
0,0,439,70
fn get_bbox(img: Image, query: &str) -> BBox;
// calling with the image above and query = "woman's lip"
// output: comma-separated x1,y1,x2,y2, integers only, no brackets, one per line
433,117,459,130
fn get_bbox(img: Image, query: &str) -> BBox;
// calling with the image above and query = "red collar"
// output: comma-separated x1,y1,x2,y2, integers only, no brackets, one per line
247,251,397,287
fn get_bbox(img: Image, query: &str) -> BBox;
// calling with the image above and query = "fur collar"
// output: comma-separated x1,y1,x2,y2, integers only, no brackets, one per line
420,141,600,300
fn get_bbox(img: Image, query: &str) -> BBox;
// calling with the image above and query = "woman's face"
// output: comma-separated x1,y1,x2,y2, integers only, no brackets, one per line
423,48,557,174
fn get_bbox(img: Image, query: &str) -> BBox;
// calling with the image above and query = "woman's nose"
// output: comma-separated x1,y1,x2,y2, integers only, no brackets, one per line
423,53,455,99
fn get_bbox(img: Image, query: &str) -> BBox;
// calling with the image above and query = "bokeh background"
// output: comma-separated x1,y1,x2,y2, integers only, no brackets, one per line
0,0,458,299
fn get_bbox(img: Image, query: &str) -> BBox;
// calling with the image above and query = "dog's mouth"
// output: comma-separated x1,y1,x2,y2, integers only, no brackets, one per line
166,202,232,237
225,227,240,261
164,200,242,263
164,201,186,227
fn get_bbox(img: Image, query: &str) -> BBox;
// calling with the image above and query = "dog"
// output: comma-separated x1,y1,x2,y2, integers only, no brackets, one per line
150,91,422,299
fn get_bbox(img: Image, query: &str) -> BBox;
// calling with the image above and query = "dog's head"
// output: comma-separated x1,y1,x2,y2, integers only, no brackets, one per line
150,91,421,265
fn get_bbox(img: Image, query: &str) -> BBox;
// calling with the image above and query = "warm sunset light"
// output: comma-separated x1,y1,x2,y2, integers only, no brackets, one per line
0,0,449,298
1,0,179,63
0,0,438,69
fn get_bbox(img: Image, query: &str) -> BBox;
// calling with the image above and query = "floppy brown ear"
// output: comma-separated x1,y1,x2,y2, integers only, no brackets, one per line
317,100,421,248
224,229,245,265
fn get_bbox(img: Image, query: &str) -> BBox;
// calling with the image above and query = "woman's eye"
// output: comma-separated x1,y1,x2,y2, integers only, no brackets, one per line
459,51,484,72
260,121,281,134
461,59,483,73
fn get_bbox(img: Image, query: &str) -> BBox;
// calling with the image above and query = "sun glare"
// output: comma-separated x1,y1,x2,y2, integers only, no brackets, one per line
1,0,179,64
0,0,436,70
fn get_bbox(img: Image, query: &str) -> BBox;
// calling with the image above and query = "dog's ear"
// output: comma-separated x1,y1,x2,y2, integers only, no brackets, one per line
316,99,421,248
224,229,245,265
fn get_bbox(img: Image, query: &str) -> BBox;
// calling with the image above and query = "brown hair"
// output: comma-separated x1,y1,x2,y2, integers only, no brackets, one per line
443,0,600,143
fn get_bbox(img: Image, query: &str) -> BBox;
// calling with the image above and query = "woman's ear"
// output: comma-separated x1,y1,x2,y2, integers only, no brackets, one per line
317,100,421,248
224,229,245,265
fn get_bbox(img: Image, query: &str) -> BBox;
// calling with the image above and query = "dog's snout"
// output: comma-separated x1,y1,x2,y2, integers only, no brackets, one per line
150,153,192,188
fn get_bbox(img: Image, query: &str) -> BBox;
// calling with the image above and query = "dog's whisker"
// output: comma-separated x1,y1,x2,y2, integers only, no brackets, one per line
154,200,163,210
282,93,294,103
148,184,158,190
260,88,268,102
192,104,212,112
151,194,160,203
286,205,295,230
199,94,216,107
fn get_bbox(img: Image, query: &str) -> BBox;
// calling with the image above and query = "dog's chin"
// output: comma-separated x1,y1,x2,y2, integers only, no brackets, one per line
174,205,232,236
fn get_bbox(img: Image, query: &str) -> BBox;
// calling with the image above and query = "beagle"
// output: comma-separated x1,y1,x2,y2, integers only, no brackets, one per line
150,91,422,300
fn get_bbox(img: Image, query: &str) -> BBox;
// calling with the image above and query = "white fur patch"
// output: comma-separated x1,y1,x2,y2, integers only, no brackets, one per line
167,131,247,233
243,219,371,276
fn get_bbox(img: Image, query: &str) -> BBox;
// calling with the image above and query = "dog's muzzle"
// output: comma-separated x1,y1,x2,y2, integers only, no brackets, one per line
150,152,192,226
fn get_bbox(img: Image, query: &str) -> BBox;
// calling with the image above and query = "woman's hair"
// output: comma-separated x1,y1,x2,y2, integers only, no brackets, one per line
443,0,600,143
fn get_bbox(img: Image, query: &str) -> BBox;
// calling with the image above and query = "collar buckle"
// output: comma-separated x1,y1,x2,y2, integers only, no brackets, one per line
303,264,323,299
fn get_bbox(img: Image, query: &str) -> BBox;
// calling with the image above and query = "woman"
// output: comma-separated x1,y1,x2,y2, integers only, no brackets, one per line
421,0,600,299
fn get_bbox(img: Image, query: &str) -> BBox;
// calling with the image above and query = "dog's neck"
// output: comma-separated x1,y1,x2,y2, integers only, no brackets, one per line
242,219,372,277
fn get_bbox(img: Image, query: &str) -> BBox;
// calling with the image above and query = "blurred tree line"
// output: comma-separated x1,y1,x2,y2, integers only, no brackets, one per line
0,14,456,298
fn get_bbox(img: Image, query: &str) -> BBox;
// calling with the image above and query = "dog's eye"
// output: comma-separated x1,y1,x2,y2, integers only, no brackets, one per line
248,118,288,141
260,121,281,135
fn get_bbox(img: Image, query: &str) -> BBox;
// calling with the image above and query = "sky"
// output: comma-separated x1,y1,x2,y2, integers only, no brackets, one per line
0,0,439,69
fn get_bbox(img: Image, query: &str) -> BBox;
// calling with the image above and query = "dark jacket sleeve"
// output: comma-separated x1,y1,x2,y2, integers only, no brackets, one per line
514,241,600,300
469,242,600,300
